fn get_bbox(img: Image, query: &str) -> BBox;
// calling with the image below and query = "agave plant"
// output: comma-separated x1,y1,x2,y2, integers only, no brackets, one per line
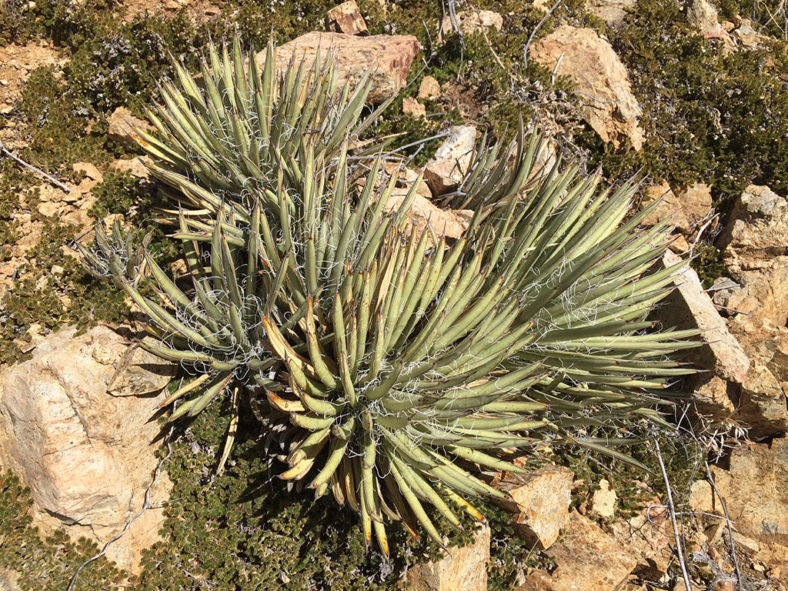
82,38,697,557
133,37,390,224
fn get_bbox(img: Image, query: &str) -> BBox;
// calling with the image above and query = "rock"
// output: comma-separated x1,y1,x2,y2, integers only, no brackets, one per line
73,161,103,182
642,181,713,234
517,511,637,591
585,0,636,25
259,32,420,104
719,185,788,263
723,320,788,436
669,234,691,253
438,9,503,42
737,364,788,435
734,19,767,47
610,501,674,579
325,0,368,35
495,465,574,549
106,343,177,396
691,374,737,426
717,185,788,327
660,250,750,384
111,156,151,179
590,479,617,518
0,569,21,591
689,438,788,569
71,161,104,198
403,524,489,591
709,276,741,310
423,125,477,196
530,25,644,151
383,192,471,242
107,106,151,143
0,326,175,573
417,75,441,100
402,96,426,118
687,0,724,37
384,161,432,200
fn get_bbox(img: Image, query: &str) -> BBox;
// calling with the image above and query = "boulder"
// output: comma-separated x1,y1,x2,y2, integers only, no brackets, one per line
727,321,788,436
258,32,420,104
0,326,175,573
325,0,368,35
642,181,713,235
689,438,788,569
383,191,472,242
590,479,617,519
111,156,152,179
717,185,788,327
495,465,574,549
529,25,644,151
610,502,674,580
438,9,503,42
719,185,788,266
403,523,490,591
107,106,151,143
423,125,477,196
660,251,750,384
687,0,724,37
585,0,637,25
517,511,637,591
402,96,426,119
417,75,441,100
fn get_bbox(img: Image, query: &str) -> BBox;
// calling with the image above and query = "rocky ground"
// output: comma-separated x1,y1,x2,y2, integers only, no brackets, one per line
0,0,786,589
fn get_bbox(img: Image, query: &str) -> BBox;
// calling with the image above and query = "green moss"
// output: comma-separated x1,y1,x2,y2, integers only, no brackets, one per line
584,0,787,206
88,171,146,219
17,66,110,179
0,208,129,365
692,244,726,288
0,470,127,591
131,401,469,590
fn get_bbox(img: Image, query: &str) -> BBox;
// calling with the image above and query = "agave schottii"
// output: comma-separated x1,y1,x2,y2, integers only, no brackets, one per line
82,39,697,556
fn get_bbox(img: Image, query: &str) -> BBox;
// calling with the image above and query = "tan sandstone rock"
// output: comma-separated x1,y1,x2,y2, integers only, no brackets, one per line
717,185,788,328
383,191,472,242
585,0,636,25
438,9,503,43
689,438,788,570
107,106,152,143
402,96,426,119
417,75,441,100
0,326,175,573
325,0,368,35
642,181,713,234
111,156,152,179
423,125,477,196
403,524,490,591
590,478,617,519
661,250,750,384
496,465,574,549
518,511,637,591
688,0,724,37
530,25,644,151
258,32,420,104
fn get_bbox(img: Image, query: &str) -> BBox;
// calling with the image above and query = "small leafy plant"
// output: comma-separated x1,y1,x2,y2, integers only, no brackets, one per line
81,38,696,556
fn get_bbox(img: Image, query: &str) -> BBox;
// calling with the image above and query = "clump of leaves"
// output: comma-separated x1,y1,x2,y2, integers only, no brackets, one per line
81,38,697,555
